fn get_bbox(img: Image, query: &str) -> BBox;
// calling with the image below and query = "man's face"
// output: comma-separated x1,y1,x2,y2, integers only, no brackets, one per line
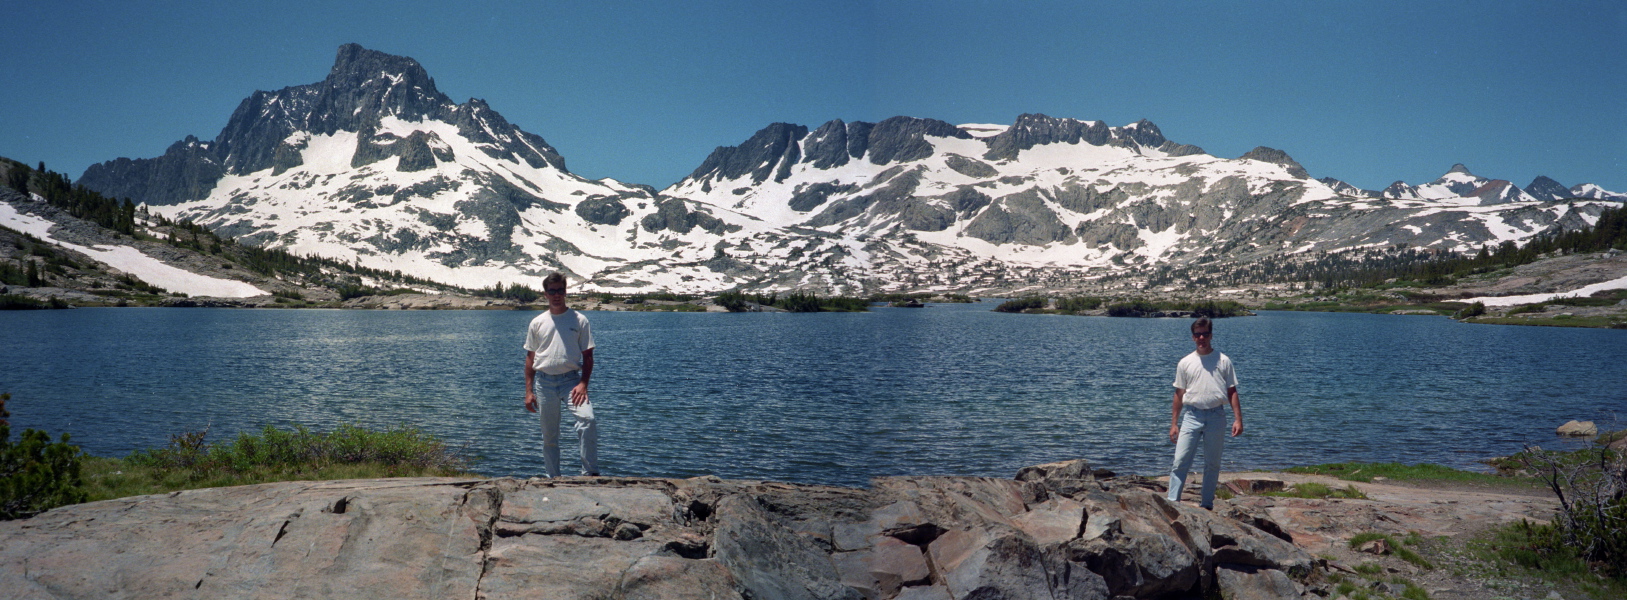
1192,327,1213,353
545,283,567,310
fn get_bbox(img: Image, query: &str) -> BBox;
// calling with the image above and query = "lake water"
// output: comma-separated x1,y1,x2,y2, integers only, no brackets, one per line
2,303,1623,488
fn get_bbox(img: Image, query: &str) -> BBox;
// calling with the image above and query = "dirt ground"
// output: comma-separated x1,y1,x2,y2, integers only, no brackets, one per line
1167,472,1610,600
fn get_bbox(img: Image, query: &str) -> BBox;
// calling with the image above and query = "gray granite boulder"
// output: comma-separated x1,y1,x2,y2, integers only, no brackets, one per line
1557,420,1598,436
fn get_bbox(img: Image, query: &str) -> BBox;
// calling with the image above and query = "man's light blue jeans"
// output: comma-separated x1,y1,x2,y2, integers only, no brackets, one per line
1168,405,1228,508
535,371,597,478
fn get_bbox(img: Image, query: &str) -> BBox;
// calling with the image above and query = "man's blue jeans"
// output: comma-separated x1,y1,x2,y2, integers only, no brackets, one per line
535,371,597,477
1168,405,1228,508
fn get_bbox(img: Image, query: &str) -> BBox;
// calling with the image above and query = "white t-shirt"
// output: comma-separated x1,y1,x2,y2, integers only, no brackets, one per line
524,309,594,375
1173,350,1237,410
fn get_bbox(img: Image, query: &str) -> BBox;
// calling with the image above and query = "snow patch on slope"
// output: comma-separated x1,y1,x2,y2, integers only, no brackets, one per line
1461,275,1627,307
0,202,265,297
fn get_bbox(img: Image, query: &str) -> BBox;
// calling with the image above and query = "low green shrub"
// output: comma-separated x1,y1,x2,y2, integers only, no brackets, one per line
715,290,749,312
1105,299,1157,317
994,297,1046,313
0,394,88,520
1054,296,1103,312
1454,301,1486,318
1262,482,1369,500
1511,446,1627,580
1505,303,1547,316
124,423,471,481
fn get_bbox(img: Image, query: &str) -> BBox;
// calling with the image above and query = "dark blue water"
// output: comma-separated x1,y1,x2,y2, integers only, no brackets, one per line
2,303,1623,487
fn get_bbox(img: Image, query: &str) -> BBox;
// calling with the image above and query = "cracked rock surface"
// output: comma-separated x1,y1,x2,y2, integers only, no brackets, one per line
1,461,1332,599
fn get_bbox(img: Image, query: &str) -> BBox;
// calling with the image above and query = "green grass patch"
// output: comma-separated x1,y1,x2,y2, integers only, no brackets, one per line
1347,532,1435,569
1262,481,1370,500
1465,315,1627,329
82,424,478,501
1400,581,1431,600
1285,462,1534,487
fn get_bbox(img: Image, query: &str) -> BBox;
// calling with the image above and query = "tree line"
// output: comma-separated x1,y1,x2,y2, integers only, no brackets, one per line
4,160,136,235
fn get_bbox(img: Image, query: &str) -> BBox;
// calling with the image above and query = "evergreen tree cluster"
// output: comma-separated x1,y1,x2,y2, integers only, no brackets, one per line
994,297,1047,313
714,290,868,312
4,160,135,235
1304,203,1626,289
472,283,543,303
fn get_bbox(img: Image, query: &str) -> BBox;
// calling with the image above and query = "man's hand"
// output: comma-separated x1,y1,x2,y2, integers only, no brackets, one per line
1169,424,1180,444
1231,420,1244,437
524,391,538,413
570,382,590,407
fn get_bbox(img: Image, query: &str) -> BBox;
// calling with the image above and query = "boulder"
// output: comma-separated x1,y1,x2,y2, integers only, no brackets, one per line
929,527,1057,600
614,556,743,600
1225,479,1286,494
1557,420,1598,436
1015,458,1098,482
1010,496,1086,546
1015,458,1101,496
1215,564,1301,600
1066,489,1202,597
711,495,862,600
831,537,930,599
1357,538,1390,555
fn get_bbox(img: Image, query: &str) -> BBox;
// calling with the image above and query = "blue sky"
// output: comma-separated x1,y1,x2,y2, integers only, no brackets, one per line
4,1,1624,193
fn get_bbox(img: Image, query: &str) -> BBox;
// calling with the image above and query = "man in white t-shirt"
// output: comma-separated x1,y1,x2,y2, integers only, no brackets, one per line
523,272,598,477
1166,316,1242,509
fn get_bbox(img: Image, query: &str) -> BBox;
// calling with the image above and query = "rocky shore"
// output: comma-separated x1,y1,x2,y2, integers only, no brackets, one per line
0,460,1560,600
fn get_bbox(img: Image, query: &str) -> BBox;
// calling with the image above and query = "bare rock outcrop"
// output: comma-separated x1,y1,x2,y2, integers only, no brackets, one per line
0,461,1318,599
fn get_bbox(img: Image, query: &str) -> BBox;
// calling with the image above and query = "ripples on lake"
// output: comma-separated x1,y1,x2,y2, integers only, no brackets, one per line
2,303,1623,487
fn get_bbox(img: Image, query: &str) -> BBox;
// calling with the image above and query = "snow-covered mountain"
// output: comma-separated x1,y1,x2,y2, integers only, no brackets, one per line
659,114,1620,293
1378,164,1542,205
1570,183,1627,202
77,44,1625,295
78,44,742,292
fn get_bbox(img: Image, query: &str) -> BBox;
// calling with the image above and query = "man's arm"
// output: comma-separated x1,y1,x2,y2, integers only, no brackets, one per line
570,348,592,406
1228,387,1243,436
524,351,538,413
1169,388,1184,443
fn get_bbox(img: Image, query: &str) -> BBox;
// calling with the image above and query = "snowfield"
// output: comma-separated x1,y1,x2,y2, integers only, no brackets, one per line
1460,275,1627,307
0,201,265,298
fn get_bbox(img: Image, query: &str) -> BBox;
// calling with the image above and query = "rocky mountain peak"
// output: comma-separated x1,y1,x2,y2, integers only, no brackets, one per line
865,116,968,165
687,122,810,185
307,44,452,135
80,44,577,205
1239,147,1309,179
327,43,435,89
983,113,1112,161
1447,163,1474,176
1122,118,1169,148
1524,175,1573,202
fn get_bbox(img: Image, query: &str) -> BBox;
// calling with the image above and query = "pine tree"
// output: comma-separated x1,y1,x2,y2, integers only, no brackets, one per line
24,260,41,287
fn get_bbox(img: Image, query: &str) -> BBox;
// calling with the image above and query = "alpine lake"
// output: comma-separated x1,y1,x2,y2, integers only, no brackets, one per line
2,301,1623,488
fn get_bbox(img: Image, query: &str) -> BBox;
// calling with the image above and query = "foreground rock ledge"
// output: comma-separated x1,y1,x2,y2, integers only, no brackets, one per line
0,460,1318,600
